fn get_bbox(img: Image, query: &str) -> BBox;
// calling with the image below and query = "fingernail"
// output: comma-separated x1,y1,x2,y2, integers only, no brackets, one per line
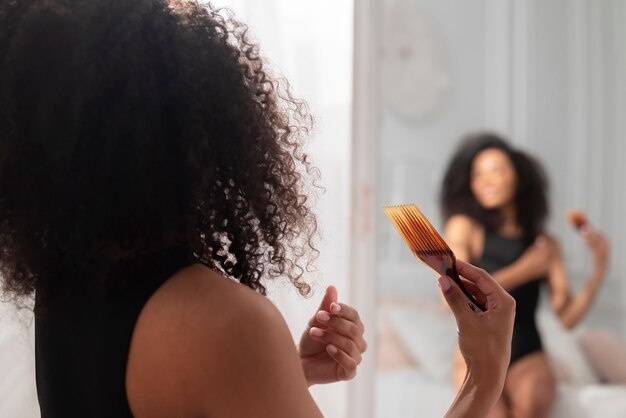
327,344,338,354
317,311,331,322
438,276,451,291
331,303,342,314
310,327,323,337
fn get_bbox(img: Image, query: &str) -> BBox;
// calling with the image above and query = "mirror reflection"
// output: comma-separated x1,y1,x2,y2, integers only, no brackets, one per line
374,1,626,417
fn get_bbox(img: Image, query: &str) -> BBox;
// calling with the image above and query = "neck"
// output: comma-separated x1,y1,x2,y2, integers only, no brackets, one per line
498,204,519,236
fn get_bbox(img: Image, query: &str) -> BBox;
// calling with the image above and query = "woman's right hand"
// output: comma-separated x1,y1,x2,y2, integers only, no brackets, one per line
439,260,516,417
581,226,610,277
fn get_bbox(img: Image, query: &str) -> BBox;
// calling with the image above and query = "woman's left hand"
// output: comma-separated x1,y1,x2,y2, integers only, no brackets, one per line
298,286,367,386
581,226,610,277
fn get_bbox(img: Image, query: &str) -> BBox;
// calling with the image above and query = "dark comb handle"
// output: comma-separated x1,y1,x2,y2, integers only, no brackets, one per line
445,265,487,312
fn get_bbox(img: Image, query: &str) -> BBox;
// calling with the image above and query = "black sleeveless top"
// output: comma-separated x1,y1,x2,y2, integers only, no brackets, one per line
35,246,196,418
476,230,545,365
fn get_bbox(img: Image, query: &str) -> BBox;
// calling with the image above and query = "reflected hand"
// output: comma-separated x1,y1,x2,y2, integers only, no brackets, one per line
298,286,367,385
581,226,610,277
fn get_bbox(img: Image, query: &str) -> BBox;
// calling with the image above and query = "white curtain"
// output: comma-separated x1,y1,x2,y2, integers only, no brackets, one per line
208,2,355,416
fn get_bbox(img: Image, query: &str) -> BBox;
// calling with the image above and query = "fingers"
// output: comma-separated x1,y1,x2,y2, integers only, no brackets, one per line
315,310,367,352
309,327,363,364
458,277,488,308
310,300,365,339
582,229,609,253
584,229,608,248
308,286,367,356
325,344,357,380
316,285,338,313
438,275,474,321
456,260,506,298
452,260,515,312
584,231,610,269
328,302,364,332
308,286,338,328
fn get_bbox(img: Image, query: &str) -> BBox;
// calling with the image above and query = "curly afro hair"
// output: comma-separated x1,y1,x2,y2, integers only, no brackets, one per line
0,0,318,303
440,132,549,242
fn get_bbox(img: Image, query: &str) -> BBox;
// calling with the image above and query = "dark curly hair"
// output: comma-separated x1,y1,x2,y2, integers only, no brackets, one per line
440,132,548,241
0,0,318,304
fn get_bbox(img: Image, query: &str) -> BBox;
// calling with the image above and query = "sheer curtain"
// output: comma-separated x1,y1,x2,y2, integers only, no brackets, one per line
202,2,355,416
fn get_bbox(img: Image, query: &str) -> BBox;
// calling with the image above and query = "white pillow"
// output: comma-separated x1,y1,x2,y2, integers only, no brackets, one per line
537,310,599,385
384,301,457,382
384,303,601,385
375,370,457,418
552,384,626,418
578,384,626,416
577,329,626,384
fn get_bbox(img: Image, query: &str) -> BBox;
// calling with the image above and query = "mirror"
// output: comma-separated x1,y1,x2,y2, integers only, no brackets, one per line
372,1,626,417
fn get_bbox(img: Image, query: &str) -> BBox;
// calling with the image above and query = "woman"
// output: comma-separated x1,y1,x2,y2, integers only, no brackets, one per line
0,1,514,417
441,133,610,418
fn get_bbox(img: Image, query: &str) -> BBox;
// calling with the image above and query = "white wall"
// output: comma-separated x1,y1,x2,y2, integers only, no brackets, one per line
377,0,488,298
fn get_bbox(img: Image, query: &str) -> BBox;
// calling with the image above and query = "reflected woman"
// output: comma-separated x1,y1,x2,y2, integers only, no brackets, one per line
441,133,610,418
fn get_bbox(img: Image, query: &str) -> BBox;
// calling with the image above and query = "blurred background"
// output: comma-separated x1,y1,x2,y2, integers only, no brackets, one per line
0,1,625,417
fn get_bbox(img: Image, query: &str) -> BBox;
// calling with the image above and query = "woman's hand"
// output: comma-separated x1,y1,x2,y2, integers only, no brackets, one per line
440,260,516,418
298,286,367,386
550,226,610,329
581,226,610,278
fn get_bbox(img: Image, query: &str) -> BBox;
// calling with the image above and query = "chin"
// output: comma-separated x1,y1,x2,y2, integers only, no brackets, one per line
476,197,505,210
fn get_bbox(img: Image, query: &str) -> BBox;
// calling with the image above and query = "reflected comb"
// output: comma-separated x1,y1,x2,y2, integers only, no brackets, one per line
384,204,486,312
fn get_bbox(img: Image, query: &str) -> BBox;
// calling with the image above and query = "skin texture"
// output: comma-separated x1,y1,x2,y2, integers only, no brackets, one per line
125,264,319,418
125,265,367,417
445,147,610,418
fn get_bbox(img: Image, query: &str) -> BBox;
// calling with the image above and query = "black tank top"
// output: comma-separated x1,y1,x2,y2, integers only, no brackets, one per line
476,230,544,365
35,246,196,418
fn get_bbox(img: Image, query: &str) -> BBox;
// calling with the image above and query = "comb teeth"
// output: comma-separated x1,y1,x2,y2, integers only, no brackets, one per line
384,204,487,312
383,204,452,256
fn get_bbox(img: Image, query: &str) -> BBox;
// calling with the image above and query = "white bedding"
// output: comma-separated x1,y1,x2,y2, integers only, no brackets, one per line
375,369,626,418
376,300,626,418
375,370,455,418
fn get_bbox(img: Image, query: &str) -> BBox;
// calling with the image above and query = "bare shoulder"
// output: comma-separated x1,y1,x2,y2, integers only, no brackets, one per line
444,215,483,261
126,264,319,418
541,233,562,252
543,233,559,247
135,263,280,327
445,214,481,234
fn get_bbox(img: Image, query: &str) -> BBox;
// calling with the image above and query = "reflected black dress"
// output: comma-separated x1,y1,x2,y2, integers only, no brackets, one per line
476,230,546,365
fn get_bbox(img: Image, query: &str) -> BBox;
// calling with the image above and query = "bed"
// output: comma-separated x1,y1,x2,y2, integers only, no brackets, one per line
375,299,626,418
